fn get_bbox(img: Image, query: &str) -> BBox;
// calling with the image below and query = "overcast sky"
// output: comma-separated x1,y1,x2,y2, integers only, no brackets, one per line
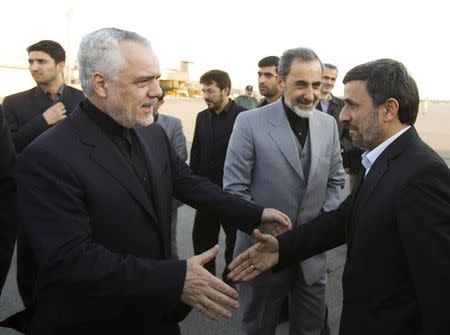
2,0,449,99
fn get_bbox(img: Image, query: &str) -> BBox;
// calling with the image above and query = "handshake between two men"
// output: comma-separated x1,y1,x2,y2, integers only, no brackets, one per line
180,208,290,320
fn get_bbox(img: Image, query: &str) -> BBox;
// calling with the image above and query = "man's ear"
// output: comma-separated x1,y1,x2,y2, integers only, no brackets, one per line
91,72,108,98
56,61,66,73
280,77,286,91
383,98,399,121
276,75,283,86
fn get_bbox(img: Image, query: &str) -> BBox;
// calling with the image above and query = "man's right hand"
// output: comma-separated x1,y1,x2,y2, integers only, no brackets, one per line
43,102,67,125
181,245,239,320
227,229,279,282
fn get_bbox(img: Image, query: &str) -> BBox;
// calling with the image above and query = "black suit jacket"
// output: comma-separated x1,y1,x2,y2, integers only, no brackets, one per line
2,85,84,153
190,100,245,186
317,95,363,173
0,104,16,293
14,105,263,334
276,127,450,335
316,94,345,139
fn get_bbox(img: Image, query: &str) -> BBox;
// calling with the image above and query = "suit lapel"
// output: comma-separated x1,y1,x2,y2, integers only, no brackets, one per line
72,109,159,225
135,127,168,235
306,111,320,185
267,101,304,180
347,127,416,247
31,86,53,112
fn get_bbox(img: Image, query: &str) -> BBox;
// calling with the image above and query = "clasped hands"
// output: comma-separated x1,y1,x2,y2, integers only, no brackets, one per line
180,208,290,320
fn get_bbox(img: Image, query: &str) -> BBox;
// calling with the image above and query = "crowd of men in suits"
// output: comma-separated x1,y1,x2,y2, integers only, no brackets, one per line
0,27,449,335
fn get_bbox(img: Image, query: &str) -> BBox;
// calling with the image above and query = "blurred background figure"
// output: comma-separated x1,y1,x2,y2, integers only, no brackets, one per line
235,85,258,110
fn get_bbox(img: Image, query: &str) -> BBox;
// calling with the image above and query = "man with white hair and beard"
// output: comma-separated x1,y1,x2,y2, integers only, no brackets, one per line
223,47,345,335
8,27,292,334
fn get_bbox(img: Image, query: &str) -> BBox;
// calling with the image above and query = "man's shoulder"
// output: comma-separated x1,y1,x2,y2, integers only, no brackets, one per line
312,108,335,122
3,87,38,105
236,100,281,122
196,108,210,118
331,95,344,106
63,86,85,103
64,85,84,95
158,113,181,123
230,100,248,113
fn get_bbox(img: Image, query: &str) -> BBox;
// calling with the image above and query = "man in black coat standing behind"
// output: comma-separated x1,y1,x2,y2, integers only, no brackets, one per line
3,40,84,153
190,70,246,283
2,39,85,308
0,104,16,295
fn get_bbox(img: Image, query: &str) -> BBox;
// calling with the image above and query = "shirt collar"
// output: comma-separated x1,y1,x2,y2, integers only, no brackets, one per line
209,99,232,116
282,95,298,120
361,126,411,176
40,84,65,102
82,98,128,139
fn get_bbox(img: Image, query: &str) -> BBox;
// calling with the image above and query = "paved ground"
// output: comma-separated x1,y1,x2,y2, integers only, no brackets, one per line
0,203,348,335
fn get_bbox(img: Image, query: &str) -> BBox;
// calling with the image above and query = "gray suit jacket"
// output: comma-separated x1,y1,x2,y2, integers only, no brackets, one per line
156,114,188,210
156,114,187,162
223,98,345,285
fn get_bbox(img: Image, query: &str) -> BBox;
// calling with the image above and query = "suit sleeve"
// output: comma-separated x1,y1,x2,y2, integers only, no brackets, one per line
275,195,350,270
189,114,201,173
172,118,188,162
0,104,16,293
167,126,263,235
222,112,255,202
2,96,50,153
396,162,450,334
322,118,346,212
16,145,186,309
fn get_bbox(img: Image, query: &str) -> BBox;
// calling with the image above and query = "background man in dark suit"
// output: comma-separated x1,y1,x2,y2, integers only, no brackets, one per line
190,70,246,283
0,104,16,295
11,27,291,334
317,63,364,191
2,40,85,307
229,59,450,335
316,63,344,136
3,40,85,153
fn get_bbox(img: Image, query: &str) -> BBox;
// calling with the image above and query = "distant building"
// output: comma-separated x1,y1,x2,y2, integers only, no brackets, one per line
159,60,202,98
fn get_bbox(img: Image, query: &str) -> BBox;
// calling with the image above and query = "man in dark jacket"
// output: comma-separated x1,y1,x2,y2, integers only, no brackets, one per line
5,28,291,335
229,58,450,335
0,104,16,295
2,39,85,308
190,69,246,282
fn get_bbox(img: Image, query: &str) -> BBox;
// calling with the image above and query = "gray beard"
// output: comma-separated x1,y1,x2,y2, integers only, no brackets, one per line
291,106,311,118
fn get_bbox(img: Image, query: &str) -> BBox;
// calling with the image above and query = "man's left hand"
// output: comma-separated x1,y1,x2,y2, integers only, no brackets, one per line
259,208,292,236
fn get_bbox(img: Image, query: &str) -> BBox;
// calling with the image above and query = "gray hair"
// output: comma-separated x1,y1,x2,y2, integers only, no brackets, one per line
278,47,322,78
78,28,151,96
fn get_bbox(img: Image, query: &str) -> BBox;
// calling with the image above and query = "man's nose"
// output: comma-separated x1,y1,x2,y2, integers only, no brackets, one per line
339,105,350,122
148,81,162,98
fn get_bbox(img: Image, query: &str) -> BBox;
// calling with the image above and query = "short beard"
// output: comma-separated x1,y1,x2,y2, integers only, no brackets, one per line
109,109,154,128
350,110,382,150
107,95,156,128
285,98,315,119
291,106,311,118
